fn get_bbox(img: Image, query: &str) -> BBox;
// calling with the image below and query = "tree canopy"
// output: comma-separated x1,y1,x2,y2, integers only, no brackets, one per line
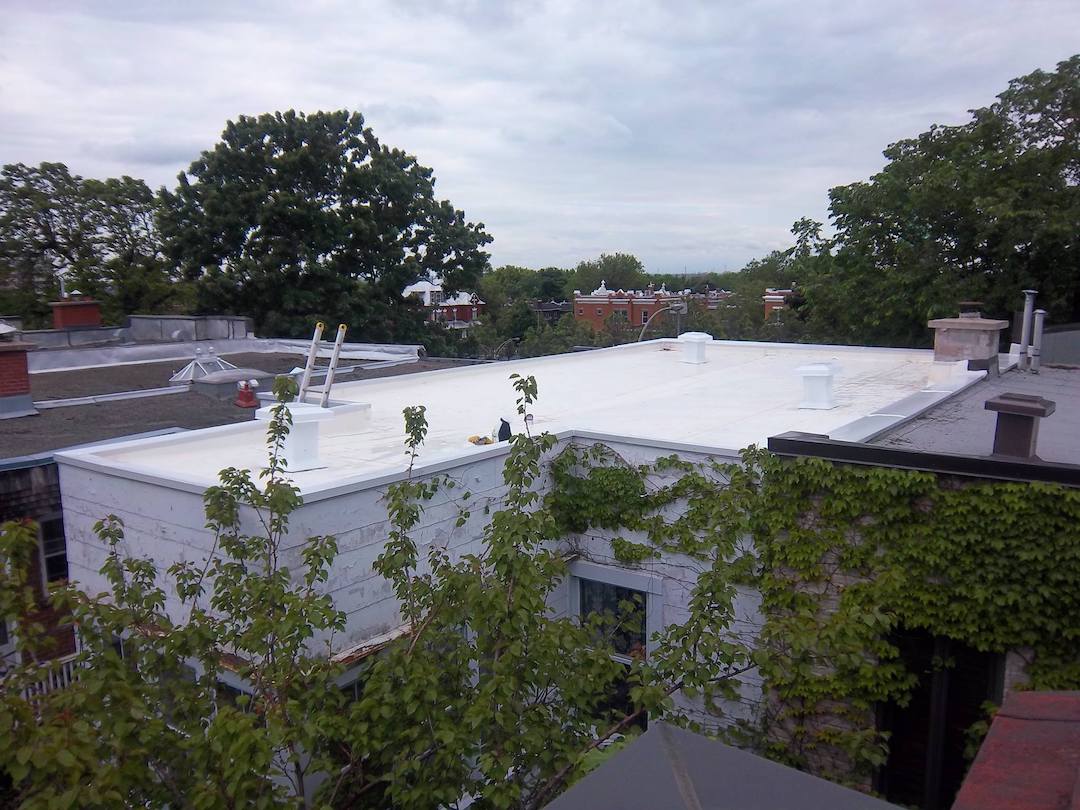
159,110,493,339
795,55,1080,346
0,163,176,326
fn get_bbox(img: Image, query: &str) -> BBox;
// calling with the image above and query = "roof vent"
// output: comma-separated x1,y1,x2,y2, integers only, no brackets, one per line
796,363,839,410
254,402,335,471
677,332,712,364
984,392,1056,459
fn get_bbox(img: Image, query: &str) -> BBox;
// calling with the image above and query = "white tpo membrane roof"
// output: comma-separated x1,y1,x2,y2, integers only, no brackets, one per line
56,339,982,496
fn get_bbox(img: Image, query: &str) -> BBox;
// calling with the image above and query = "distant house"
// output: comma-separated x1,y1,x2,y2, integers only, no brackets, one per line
572,281,731,330
762,287,796,320
403,278,485,329
528,300,572,327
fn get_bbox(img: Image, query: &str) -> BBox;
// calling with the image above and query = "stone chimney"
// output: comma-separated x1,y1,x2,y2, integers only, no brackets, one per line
928,305,1008,373
0,325,37,419
50,294,102,329
984,393,1055,459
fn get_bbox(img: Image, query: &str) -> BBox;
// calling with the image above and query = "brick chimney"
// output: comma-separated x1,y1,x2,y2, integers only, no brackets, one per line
50,295,102,329
984,393,1055,459
928,305,1008,373
0,326,37,419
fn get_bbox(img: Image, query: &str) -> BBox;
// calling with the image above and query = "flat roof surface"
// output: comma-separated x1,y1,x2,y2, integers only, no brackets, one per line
873,365,1080,465
57,339,975,494
2,357,478,459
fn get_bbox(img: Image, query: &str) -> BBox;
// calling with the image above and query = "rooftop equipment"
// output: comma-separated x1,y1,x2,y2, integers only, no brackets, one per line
169,347,238,384
254,402,335,471
1018,289,1038,371
984,392,1056,459
796,363,840,410
677,331,712,364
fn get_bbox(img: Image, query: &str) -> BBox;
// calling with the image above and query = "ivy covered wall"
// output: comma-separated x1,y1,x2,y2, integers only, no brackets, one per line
546,442,1080,785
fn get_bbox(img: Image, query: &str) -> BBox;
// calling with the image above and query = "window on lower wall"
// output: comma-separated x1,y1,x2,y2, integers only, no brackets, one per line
39,516,67,584
579,579,647,659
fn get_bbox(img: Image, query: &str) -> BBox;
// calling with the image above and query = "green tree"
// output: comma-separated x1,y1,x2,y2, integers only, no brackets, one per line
565,253,648,298
159,110,492,340
799,55,1080,346
0,164,175,326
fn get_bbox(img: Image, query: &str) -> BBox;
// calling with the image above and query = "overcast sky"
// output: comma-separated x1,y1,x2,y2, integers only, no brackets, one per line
1,1,1077,273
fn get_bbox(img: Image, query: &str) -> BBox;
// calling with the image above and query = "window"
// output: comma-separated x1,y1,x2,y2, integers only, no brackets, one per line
596,308,604,316
430,290,444,306
39,516,67,583
612,309,629,322
641,311,650,324
579,579,647,658
577,308,584,315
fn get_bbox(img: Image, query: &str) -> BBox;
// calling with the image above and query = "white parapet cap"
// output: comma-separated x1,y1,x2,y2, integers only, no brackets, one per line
54,339,986,500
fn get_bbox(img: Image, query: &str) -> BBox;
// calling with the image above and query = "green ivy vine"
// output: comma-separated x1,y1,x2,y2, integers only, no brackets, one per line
545,442,1080,784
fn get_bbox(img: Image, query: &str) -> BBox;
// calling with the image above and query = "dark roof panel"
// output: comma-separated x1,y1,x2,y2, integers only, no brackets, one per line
546,722,900,810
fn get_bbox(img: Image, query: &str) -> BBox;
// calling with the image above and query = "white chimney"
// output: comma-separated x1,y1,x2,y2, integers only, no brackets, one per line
796,363,839,409
677,331,712,364
255,402,335,471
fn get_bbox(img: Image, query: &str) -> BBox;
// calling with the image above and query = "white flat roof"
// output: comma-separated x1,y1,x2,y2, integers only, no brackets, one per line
55,339,984,496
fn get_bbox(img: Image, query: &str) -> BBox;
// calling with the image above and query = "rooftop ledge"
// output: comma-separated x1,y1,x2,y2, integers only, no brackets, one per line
53,338,986,502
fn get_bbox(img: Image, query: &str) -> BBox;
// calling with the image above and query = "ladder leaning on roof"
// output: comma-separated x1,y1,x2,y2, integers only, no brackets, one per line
296,322,348,406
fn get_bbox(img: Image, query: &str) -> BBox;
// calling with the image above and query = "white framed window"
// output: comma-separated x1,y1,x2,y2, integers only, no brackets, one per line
577,308,584,315
641,311,649,324
596,308,603,316
38,515,68,585
567,560,663,660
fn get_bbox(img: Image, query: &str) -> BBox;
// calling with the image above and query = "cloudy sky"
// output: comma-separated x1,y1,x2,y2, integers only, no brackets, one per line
1,1,1077,272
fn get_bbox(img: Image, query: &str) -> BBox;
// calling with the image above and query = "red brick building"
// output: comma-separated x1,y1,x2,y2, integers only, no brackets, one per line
763,288,796,320
572,281,731,331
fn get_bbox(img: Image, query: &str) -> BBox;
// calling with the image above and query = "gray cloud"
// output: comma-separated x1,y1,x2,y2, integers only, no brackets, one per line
0,0,1076,272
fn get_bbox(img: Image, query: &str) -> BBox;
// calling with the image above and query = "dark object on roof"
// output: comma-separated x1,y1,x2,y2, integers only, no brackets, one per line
953,691,1080,810
874,365,1080,467
984,392,1056,458
545,722,900,810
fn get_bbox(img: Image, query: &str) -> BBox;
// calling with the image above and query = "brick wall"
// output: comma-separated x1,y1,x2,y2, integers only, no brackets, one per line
0,344,31,397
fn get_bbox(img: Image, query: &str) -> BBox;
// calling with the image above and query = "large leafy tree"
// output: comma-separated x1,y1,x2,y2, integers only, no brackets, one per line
0,164,173,326
160,110,493,339
798,55,1080,347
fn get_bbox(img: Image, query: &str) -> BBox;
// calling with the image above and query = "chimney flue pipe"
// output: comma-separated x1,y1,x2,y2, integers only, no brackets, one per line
1019,289,1037,371
1031,309,1047,375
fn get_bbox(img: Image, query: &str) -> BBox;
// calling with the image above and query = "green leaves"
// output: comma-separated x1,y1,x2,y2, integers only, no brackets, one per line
158,109,493,340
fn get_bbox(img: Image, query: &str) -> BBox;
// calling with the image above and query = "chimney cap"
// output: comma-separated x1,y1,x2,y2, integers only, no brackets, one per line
984,392,1056,419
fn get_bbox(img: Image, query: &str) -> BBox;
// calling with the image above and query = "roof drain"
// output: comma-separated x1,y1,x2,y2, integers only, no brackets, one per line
984,392,1055,459
796,363,838,410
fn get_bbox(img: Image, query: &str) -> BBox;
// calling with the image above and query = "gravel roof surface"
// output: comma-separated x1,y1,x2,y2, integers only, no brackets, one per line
28,354,477,400
3,356,481,459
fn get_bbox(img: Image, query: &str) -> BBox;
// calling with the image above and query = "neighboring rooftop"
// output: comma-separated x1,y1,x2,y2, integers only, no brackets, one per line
953,691,1080,810
56,338,981,496
2,355,479,459
546,721,898,810
873,365,1080,465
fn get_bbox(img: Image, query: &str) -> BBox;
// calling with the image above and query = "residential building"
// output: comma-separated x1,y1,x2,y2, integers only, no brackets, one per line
0,322,472,683
528,300,572,327
571,281,731,331
53,334,978,722
763,309,1080,809
762,287,795,320
402,278,485,328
